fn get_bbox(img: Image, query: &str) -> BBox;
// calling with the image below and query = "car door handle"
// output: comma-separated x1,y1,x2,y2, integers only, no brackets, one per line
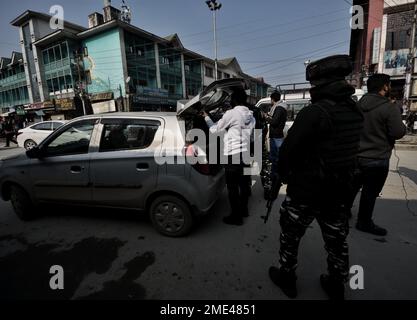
70,166,84,174
136,163,150,171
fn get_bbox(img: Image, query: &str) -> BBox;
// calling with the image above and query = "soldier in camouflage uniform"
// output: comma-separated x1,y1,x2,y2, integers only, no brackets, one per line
268,55,364,300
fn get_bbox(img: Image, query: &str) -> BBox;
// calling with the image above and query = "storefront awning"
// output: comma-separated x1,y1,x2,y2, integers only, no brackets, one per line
1,111,14,117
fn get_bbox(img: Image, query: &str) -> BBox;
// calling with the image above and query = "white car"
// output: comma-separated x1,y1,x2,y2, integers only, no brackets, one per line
17,121,67,150
256,88,366,136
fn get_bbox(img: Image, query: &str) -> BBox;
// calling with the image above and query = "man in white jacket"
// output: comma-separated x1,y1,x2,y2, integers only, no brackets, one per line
203,88,256,226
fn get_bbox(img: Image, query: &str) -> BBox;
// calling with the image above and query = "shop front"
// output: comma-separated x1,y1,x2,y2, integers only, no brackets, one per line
90,92,116,115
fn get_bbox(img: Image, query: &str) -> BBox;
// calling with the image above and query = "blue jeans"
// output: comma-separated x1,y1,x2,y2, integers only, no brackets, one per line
270,138,284,177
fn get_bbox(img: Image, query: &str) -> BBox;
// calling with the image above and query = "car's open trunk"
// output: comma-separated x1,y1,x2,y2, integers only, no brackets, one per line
176,79,250,176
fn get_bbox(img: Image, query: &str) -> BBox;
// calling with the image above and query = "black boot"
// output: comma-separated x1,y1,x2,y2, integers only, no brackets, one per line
269,266,297,299
356,220,387,236
242,207,249,218
320,274,345,300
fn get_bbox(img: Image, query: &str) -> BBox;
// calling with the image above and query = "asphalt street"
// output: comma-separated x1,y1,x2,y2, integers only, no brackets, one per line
0,147,416,300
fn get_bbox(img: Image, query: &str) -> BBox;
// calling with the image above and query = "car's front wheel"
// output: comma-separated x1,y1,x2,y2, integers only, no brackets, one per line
10,185,37,221
149,195,194,237
24,139,37,150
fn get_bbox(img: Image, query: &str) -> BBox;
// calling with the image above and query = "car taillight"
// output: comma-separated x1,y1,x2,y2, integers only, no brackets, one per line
185,144,211,176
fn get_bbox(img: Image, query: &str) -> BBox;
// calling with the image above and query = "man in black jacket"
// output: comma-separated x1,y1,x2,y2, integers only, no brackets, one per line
4,119,18,148
348,74,406,236
266,91,287,179
268,55,364,300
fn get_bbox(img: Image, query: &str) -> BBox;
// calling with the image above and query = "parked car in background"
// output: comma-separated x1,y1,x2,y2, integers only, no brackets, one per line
256,96,310,136
256,88,365,136
17,121,67,150
0,79,251,237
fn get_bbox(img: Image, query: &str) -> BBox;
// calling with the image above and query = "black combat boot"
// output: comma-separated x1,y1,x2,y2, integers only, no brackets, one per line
356,220,387,236
269,266,297,299
320,274,345,300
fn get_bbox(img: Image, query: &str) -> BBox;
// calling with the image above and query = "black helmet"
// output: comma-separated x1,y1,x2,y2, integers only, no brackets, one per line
306,55,353,86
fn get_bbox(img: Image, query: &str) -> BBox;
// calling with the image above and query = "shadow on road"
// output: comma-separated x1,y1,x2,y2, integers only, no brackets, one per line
398,166,417,186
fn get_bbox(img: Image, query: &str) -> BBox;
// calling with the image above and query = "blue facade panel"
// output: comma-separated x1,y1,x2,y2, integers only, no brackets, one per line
82,28,126,97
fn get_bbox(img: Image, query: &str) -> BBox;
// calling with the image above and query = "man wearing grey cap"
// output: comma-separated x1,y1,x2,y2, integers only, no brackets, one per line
268,55,364,300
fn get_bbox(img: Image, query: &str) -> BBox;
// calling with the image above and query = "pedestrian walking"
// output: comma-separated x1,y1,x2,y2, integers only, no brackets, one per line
266,91,287,180
4,119,18,147
348,74,406,236
268,55,364,300
407,111,417,134
203,88,256,226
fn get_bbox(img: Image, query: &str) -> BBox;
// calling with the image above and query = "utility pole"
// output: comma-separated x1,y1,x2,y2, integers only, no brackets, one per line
75,49,87,116
119,84,124,112
206,0,222,81
404,1,417,107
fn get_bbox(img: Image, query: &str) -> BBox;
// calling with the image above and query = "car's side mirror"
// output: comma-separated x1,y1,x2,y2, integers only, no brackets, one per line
26,146,45,159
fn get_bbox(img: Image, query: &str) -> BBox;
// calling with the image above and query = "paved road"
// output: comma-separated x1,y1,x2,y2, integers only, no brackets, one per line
0,148,416,300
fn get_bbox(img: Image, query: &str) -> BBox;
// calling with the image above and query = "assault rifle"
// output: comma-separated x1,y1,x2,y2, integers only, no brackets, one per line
262,173,283,223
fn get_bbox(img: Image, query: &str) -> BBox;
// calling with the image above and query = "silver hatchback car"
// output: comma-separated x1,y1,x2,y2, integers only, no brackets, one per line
0,79,249,237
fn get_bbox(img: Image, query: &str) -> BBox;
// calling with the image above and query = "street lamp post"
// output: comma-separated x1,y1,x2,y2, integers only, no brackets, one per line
206,0,222,81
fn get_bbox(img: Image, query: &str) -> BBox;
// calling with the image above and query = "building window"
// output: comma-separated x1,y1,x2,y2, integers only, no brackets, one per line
217,71,222,80
54,45,62,61
61,42,69,59
43,50,50,65
399,30,408,49
65,75,74,89
161,57,170,65
224,73,230,79
47,79,54,93
48,48,55,63
85,70,92,85
386,30,410,51
205,66,214,78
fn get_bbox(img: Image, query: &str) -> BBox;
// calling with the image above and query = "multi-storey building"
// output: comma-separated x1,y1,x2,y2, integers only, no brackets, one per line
0,52,30,116
6,1,270,120
350,0,417,110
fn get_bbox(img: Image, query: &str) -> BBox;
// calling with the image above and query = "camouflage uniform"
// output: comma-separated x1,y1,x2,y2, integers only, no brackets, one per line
279,197,350,282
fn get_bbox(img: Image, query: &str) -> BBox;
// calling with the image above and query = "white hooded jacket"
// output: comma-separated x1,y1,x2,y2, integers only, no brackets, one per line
205,105,256,156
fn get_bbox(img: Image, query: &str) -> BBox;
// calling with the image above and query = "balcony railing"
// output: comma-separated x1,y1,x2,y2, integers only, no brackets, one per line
43,58,71,73
0,97,30,108
0,73,26,85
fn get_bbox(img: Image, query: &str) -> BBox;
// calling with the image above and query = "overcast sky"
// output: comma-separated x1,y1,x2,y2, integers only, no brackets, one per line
0,0,354,86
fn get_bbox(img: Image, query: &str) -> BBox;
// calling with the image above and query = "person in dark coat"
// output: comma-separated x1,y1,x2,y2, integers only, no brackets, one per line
268,55,364,300
4,119,18,147
265,91,287,179
347,74,406,236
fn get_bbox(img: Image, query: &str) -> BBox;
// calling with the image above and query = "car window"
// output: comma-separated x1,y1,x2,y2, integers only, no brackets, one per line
51,122,64,130
99,119,160,153
286,103,309,121
32,122,52,131
44,119,96,157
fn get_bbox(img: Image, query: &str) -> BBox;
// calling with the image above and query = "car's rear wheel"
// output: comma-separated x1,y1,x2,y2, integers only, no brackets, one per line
10,185,37,221
24,139,37,150
149,195,193,237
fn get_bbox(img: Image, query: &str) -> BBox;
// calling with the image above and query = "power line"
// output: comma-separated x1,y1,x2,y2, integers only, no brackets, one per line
246,41,348,73
187,8,351,47
180,6,349,39
236,26,349,55
210,17,345,50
